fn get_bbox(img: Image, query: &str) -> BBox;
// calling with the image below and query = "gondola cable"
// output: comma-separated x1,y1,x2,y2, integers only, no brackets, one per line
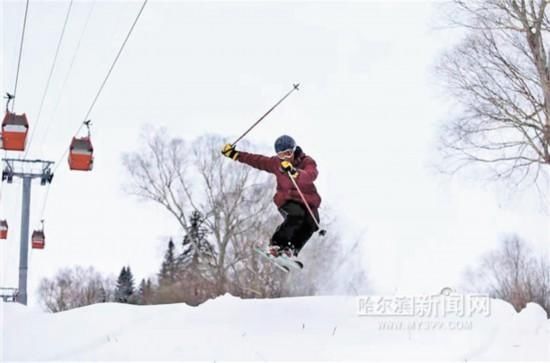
24,0,74,159
36,0,97,157
53,0,148,175
10,0,30,113
40,0,148,221
1,0,29,234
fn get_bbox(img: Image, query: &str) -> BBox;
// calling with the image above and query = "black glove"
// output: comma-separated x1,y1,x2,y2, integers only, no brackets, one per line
221,143,239,160
280,160,298,178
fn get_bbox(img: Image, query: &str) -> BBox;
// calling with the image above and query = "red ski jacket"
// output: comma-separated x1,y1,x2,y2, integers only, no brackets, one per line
237,146,322,211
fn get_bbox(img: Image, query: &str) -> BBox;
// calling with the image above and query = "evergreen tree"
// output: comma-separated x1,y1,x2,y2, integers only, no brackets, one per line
146,279,153,301
138,278,154,305
177,210,217,305
179,210,215,269
99,286,108,303
158,239,178,287
115,266,135,303
138,279,146,304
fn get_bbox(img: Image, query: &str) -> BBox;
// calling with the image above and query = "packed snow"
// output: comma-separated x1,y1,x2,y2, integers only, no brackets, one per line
2,294,549,361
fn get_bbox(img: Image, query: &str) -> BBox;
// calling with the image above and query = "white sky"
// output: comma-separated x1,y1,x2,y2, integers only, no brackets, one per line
1,0,548,306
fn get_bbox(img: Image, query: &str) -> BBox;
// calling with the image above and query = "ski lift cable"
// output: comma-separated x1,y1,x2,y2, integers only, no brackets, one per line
80,0,149,125
39,0,148,222
39,183,52,220
51,0,148,175
24,0,75,159
36,0,97,157
10,0,30,113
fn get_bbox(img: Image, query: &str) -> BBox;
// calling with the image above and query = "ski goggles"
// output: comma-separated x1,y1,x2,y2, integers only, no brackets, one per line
277,148,294,159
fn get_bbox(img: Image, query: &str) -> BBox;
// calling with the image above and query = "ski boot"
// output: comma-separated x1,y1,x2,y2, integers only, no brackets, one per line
268,245,281,257
281,246,296,258
268,243,296,257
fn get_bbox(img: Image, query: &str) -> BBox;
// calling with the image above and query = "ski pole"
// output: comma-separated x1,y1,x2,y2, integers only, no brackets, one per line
287,173,327,236
232,83,300,146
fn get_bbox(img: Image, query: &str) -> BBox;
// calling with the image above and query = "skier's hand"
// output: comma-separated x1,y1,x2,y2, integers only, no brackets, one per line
281,160,298,178
221,143,239,160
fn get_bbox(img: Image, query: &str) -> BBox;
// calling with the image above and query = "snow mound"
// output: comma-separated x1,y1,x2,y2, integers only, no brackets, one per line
2,295,549,361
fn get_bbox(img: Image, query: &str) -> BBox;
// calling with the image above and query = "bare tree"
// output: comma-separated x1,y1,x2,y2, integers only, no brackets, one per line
122,128,283,296
463,235,550,316
123,127,366,301
283,217,369,297
227,212,289,299
38,266,115,312
437,0,550,189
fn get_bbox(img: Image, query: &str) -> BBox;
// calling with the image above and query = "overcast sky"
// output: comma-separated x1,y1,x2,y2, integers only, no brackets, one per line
1,0,548,306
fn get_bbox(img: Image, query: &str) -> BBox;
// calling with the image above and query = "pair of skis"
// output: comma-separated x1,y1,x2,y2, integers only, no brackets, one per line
254,246,303,272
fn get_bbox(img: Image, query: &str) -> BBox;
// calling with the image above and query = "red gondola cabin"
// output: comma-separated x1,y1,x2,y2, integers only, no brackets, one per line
32,230,45,249
0,220,7,239
1,111,28,151
68,137,94,171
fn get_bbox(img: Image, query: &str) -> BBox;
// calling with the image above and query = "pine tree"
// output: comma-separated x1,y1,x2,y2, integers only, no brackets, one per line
99,286,108,303
115,266,135,303
138,278,154,305
146,279,153,301
178,210,217,305
158,239,178,287
138,279,146,304
179,210,215,269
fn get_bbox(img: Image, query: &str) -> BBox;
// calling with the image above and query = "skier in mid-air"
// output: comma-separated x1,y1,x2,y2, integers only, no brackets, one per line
221,135,321,258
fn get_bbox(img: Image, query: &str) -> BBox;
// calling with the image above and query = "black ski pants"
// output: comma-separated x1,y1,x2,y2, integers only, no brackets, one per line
270,201,319,254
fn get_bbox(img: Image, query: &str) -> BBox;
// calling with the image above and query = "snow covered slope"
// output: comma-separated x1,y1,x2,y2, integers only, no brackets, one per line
2,295,549,361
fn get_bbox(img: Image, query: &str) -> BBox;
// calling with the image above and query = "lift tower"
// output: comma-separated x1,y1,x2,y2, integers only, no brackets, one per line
2,158,53,305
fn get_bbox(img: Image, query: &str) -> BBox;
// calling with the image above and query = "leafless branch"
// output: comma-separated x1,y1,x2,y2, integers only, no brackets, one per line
437,0,550,190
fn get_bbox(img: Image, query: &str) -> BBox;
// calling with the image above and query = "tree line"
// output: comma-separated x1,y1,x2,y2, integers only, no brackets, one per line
38,132,368,310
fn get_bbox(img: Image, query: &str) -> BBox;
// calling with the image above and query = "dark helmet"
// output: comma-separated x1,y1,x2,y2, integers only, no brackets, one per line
274,135,296,153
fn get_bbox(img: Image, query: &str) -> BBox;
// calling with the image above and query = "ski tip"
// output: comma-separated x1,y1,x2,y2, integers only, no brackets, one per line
293,83,300,90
